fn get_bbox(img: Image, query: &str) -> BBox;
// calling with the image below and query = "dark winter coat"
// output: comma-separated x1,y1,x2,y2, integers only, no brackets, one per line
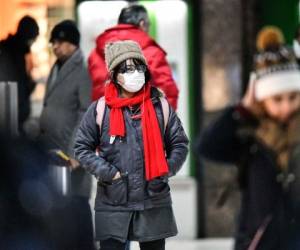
88,24,179,109
0,35,36,127
40,49,91,156
74,88,189,211
39,49,92,197
196,106,300,250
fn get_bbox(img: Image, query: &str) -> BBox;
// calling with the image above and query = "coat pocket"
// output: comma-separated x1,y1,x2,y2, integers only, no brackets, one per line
147,176,170,198
100,176,128,206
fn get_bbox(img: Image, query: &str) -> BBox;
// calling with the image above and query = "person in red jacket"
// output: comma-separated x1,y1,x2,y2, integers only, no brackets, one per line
88,5,179,110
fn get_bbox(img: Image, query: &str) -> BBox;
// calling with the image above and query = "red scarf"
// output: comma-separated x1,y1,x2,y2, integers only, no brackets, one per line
105,83,169,180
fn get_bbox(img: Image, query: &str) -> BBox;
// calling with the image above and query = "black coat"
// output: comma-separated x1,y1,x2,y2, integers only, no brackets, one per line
74,88,189,211
0,35,36,127
196,107,300,250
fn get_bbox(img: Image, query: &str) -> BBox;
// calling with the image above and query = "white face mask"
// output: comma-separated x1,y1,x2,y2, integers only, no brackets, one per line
121,70,145,93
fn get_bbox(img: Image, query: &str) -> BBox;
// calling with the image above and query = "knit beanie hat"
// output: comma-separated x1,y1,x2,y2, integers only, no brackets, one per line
253,26,300,101
104,40,147,72
50,20,80,46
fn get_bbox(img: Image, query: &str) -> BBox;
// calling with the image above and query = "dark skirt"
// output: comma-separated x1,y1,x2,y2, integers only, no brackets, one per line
95,206,177,243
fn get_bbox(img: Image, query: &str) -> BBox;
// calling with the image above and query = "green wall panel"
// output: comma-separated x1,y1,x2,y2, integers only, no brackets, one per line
259,0,299,44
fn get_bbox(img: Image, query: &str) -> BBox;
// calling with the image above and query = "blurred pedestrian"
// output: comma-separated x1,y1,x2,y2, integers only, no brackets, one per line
39,20,94,250
0,133,89,250
196,26,300,250
88,4,179,110
0,15,39,132
75,40,189,250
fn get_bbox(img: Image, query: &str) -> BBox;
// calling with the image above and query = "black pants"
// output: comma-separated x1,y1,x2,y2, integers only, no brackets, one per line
100,239,165,250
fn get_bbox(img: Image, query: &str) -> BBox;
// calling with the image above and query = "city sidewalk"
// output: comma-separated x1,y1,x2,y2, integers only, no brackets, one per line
131,238,233,250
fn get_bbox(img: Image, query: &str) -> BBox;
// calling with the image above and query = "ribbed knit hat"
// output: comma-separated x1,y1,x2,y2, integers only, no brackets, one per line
254,26,300,100
104,40,147,72
50,20,80,46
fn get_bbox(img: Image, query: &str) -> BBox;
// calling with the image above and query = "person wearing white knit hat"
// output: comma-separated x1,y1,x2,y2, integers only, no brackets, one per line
242,26,300,123
196,26,300,250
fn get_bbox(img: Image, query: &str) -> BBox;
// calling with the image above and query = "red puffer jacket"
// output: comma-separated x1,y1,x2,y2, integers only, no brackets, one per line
88,24,179,110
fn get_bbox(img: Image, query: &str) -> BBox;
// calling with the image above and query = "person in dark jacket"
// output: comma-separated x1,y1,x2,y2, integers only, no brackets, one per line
88,5,179,110
0,15,39,131
196,27,300,250
75,40,189,250
39,20,94,250
0,133,93,250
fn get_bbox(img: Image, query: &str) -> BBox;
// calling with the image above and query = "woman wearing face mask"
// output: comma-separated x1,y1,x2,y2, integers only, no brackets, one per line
74,40,189,250
196,27,300,250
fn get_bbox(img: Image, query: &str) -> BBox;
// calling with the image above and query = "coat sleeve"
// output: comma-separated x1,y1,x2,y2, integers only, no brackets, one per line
74,102,119,183
147,47,179,110
195,107,252,164
78,68,92,118
88,49,107,101
67,68,92,157
164,106,189,177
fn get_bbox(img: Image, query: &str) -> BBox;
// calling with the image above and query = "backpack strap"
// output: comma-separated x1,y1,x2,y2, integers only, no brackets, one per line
159,97,170,133
96,96,169,135
96,97,106,135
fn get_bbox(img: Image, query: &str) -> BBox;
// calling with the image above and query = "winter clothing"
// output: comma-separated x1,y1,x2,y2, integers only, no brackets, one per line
254,51,300,101
88,24,179,110
105,83,169,180
40,49,91,161
50,20,80,46
256,26,284,52
196,106,300,250
255,67,300,101
95,207,177,243
105,40,147,72
253,27,300,100
39,48,92,194
39,48,93,249
75,86,188,209
74,86,188,241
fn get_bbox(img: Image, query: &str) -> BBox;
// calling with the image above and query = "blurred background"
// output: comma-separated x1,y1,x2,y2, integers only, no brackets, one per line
1,0,299,248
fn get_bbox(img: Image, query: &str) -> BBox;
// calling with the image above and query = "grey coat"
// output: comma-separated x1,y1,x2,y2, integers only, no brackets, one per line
74,88,189,211
39,49,92,197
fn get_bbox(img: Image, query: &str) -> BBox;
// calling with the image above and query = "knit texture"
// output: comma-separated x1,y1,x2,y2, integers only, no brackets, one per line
50,20,80,46
104,40,147,72
254,26,300,100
